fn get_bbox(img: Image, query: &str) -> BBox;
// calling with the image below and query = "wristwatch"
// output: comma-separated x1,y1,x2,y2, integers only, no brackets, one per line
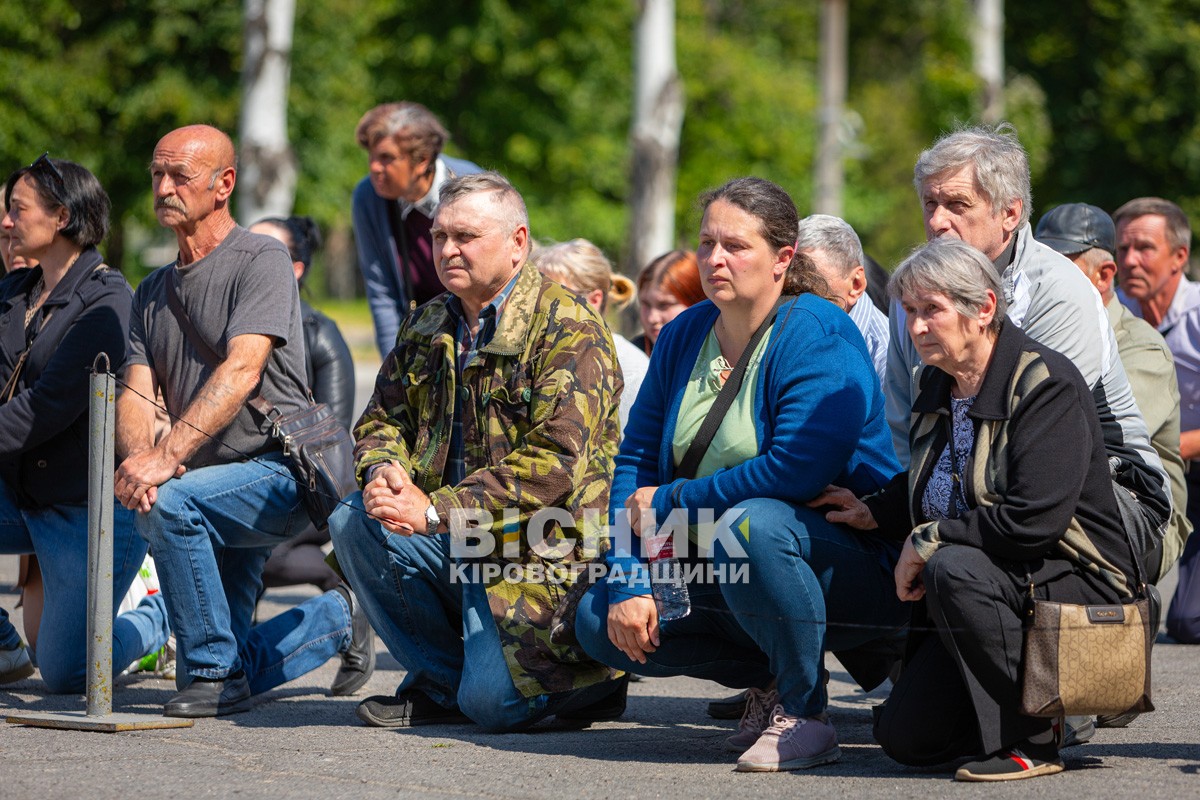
424,503,440,533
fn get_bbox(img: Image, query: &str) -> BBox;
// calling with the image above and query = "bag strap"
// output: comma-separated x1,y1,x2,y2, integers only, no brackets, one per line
674,296,792,481
163,272,282,422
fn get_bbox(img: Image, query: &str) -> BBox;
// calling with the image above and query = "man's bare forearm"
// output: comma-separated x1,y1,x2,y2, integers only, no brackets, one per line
158,342,271,466
115,364,159,460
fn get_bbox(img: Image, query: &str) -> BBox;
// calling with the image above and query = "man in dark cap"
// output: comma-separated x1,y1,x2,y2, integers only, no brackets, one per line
1036,203,1188,586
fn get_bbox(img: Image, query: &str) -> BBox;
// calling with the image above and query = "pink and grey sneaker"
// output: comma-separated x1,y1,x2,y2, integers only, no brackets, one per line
734,705,841,772
955,744,1064,782
724,687,779,752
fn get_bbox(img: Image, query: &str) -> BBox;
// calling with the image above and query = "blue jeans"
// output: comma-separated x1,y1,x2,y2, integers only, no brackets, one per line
136,454,351,692
577,498,907,717
0,480,170,693
330,492,618,732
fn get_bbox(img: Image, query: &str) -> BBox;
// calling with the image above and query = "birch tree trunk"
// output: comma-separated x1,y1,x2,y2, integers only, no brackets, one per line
627,0,683,277
237,0,297,224
973,0,1005,124
814,0,848,216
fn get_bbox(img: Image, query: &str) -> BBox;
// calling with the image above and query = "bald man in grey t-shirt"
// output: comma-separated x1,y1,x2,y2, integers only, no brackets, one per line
114,125,373,719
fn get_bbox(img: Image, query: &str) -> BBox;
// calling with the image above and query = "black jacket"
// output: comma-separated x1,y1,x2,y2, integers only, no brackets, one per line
866,320,1135,599
0,248,132,507
301,300,355,430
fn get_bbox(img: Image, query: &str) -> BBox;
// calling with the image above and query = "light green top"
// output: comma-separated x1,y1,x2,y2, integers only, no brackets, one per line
671,324,772,479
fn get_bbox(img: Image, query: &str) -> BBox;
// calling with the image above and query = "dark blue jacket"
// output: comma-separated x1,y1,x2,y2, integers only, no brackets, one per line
0,248,131,507
351,154,483,356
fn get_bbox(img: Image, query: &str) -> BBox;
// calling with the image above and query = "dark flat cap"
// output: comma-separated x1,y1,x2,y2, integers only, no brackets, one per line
1034,203,1116,255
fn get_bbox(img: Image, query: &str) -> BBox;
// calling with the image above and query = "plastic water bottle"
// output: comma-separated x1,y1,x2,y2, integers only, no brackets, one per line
644,529,691,621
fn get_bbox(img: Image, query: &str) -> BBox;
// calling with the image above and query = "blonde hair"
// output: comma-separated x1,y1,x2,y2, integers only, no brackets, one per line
530,238,635,313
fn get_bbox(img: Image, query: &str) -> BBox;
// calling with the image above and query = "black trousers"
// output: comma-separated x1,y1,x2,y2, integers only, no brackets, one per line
1166,468,1200,642
874,544,1119,765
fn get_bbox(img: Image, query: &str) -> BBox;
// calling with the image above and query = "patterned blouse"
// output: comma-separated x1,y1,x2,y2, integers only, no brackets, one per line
921,394,977,521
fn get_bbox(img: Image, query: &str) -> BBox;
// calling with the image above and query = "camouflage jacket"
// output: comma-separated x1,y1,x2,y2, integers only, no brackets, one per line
354,263,623,697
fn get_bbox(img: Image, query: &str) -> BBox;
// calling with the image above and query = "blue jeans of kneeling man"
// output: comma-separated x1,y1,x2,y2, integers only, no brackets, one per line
329,492,618,732
0,480,170,693
136,454,352,693
576,497,907,717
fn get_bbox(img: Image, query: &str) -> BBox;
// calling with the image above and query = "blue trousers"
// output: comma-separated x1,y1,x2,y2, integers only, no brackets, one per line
577,498,907,716
136,455,351,693
329,492,618,731
0,480,169,693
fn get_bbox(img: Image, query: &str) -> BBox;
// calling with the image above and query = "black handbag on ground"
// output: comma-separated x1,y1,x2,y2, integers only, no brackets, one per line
164,275,356,531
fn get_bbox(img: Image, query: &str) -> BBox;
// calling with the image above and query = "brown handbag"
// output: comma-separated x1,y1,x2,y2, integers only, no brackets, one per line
1019,592,1156,717
1019,485,1158,718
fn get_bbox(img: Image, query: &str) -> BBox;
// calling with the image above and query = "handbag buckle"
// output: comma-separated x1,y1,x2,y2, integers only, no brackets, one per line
1086,605,1126,624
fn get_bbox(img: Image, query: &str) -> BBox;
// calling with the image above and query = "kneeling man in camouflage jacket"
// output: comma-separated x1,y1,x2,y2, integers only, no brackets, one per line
329,171,627,731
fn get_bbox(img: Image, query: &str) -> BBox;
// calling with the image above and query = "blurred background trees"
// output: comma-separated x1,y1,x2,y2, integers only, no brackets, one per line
1,0,1197,295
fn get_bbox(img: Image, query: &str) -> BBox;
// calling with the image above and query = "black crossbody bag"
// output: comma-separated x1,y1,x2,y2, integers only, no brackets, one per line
164,275,356,531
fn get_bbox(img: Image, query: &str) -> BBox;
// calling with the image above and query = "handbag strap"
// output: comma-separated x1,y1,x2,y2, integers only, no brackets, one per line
674,296,791,481
163,271,282,422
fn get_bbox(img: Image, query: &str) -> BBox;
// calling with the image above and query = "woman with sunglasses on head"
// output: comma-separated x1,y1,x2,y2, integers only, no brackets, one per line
0,155,169,692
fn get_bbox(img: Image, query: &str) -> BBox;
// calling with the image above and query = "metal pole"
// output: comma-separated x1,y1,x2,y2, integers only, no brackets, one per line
87,353,115,717
4,352,192,730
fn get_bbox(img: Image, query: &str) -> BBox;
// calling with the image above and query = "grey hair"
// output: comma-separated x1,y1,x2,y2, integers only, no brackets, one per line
1112,197,1192,252
1075,246,1115,274
439,171,530,255
913,123,1033,228
355,102,448,178
889,238,1008,333
529,238,635,313
796,214,865,277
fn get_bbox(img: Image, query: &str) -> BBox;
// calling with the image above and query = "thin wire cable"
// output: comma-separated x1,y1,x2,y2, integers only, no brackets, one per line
112,373,390,526
108,371,1165,634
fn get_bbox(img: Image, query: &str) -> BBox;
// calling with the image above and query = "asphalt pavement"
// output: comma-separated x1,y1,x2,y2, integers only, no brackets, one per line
1,555,1198,800
3,354,1198,798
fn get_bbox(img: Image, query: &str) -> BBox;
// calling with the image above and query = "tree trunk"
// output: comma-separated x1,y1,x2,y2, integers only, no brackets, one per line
325,223,358,300
626,0,683,280
814,0,847,216
237,0,297,224
973,0,1005,124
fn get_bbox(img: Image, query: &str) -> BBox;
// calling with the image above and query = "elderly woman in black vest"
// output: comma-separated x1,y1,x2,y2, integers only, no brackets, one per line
0,156,169,692
813,238,1139,781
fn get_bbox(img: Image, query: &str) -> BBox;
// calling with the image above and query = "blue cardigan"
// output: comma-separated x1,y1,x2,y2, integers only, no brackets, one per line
607,294,899,596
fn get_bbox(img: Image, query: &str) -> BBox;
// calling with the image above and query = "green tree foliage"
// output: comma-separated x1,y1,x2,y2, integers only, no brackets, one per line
671,0,819,260
1,0,1196,285
0,1,242,277
1008,0,1200,228
352,0,635,261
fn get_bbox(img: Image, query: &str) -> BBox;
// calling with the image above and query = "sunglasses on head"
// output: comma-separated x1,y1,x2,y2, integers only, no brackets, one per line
27,152,65,202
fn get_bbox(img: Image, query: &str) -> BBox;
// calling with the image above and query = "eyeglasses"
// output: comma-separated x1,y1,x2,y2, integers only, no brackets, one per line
28,152,65,204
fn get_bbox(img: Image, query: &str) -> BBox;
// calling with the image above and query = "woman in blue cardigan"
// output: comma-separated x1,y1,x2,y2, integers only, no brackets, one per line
576,178,904,772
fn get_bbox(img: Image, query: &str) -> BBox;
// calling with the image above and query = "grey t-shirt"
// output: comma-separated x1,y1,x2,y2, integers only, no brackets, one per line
129,226,310,468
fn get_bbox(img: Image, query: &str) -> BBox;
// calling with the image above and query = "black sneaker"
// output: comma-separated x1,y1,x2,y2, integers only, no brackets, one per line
707,689,749,720
1096,710,1140,728
164,673,253,718
955,744,1064,782
356,689,472,728
330,585,376,696
556,675,629,723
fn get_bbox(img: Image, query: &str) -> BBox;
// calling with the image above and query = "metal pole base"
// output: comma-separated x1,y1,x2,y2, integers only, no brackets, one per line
6,711,194,732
